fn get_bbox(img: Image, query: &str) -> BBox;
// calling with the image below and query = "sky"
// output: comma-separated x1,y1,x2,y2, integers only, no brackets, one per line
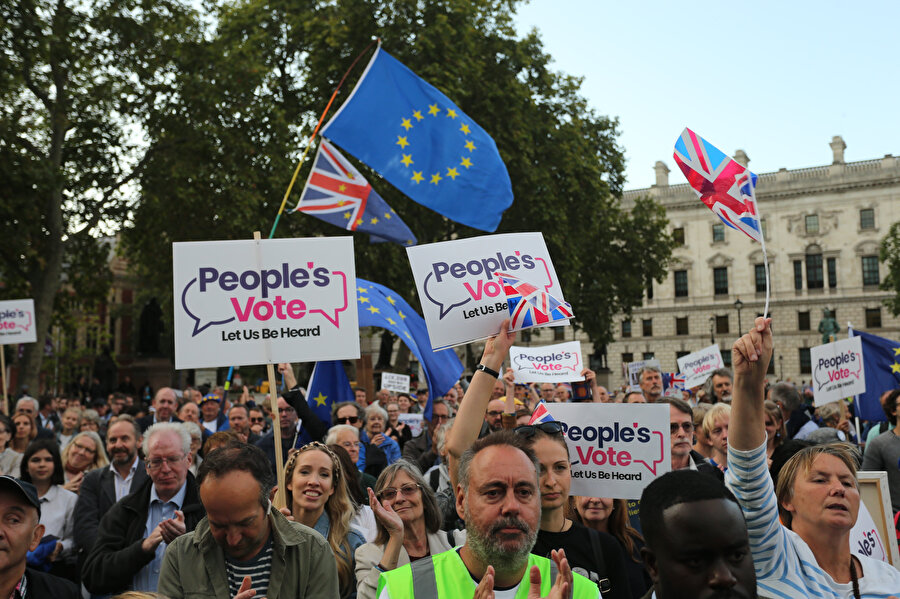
513,1,900,190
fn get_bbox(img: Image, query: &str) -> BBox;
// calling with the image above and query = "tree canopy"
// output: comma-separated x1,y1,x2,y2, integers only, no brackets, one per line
880,221,900,316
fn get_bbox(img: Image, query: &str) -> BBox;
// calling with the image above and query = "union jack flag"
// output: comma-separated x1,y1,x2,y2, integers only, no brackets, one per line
662,372,685,393
291,139,416,246
673,128,761,243
528,400,556,425
494,271,573,331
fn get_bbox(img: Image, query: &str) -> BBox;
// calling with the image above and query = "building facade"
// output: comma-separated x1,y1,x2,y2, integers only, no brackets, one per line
600,136,900,386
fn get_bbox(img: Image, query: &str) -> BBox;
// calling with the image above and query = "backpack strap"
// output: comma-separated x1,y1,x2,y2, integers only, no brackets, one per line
587,528,612,595
410,556,439,599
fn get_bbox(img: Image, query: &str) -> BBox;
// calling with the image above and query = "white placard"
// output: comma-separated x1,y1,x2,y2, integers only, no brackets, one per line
381,372,411,394
406,233,567,350
810,336,865,406
677,344,724,389
626,359,661,392
398,412,424,437
545,403,671,499
851,499,889,563
173,237,359,370
509,341,584,383
0,299,37,345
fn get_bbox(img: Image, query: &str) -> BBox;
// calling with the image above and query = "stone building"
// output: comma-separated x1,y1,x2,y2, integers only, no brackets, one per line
599,136,900,386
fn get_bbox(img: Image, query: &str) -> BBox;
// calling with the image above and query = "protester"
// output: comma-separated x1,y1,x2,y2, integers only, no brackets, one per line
727,317,900,596
83,422,205,595
691,403,714,461
664,399,722,480
639,470,756,599
401,400,452,474
157,443,339,598
183,421,203,475
770,382,818,440
355,460,453,599
572,497,650,598
396,394,413,414
60,431,108,494
359,405,401,478
328,443,378,542
19,439,78,579
255,377,327,472
0,414,23,476
861,391,900,513
0,475,80,597
177,401,200,425
638,366,663,403
702,403,730,472
57,407,81,449
423,420,453,494
11,412,38,456
764,399,786,466
704,368,733,403
384,402,412,450
198,393,227,434
284,442,364,598
136,388,181,432
248,406,267,435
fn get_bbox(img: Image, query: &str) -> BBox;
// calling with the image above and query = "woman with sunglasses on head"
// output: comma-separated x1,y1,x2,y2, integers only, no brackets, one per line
446,319,631,599
354,460,453,599
284,442,365,599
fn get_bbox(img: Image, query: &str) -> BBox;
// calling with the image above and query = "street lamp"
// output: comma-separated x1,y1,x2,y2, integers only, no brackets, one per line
778,355,784,381
709,316,716,345
734,298,744,333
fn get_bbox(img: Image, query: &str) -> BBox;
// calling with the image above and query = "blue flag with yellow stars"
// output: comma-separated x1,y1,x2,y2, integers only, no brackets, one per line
306,360,355,428
357,278,464,420
321,47,514,232
850,328,900,422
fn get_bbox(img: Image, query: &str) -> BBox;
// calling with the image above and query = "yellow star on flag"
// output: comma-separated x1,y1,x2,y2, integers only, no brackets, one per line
337,199,347,206
398,310,406,319
892,363,900,373
370,217,378,225
894,347,900,356
460,123,470,134
461,156,473,169
465,140,476,152
428,104,440,116
357,286,367,293
430,173,442,185
411,171,424,184
401,118,413,131
358,296,370,303
313,392,328,406
367,305,380,314
386,296,396,305
413,110,424,121
405,331,412,339
384,212,392,219
343,212,351,220
387,317,397,325
355,218,363,226
401,154,414,167
338,184,347,192
446,167,459,180
446,108,457,119
396,136,409,149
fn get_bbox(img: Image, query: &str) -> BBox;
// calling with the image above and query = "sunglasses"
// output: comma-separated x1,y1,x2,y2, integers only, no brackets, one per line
336,416,359,425
514,421,564,438
250,417,264,423
377,483,422,502
670,422,694,434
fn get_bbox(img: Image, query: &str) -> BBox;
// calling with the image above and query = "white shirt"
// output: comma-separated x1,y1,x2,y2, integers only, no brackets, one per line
110,455,140,501
38,485,78,557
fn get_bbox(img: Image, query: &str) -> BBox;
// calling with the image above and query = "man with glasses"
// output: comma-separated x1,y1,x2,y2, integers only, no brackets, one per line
332,402,364,429
664,399,722,481
83,422,205,595
401,400,453,474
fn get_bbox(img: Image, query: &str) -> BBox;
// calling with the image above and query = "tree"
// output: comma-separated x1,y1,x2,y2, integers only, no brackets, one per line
881,221,900,316
0,0,200,391
124,0,673,357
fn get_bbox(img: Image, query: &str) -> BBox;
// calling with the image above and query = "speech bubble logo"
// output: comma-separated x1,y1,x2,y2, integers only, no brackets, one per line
632,429,666,476
814,351,865,391
422,270,472,319
0,310,33,335
512,352,580,373
182,278,236,336
309,270,349,327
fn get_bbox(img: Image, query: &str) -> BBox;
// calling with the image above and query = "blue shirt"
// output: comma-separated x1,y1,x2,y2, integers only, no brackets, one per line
133,481,187,592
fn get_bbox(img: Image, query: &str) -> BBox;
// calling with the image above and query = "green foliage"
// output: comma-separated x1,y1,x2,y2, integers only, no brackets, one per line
880,221,900,316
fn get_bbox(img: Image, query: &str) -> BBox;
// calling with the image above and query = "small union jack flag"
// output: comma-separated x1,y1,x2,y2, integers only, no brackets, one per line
528,400,556,425
662,373,685,392
673,128,761,243
494,271,573,331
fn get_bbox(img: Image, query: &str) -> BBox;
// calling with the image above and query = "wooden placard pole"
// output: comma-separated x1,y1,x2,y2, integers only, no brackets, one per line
0,347,7,415
253,231,287,509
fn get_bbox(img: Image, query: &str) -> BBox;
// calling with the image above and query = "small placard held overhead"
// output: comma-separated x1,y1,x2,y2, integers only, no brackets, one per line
810,336,866,406
0,299,37,345
677,344,725,389
380,372,411,394
509,342,584,383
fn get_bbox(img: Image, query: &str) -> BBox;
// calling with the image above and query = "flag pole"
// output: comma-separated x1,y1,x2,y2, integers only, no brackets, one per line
267,37,381,240
747,174,770,320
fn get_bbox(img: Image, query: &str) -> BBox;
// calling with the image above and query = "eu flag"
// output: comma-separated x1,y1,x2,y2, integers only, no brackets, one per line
850,328,900,421
356,278,464,419
321,47,514,232
306,360,355,427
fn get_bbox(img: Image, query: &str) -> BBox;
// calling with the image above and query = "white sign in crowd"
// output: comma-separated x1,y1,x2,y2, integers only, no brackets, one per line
810,336,866,406
0,299,37,345
509,341,584,383
380,372,411,394
676,344,724,389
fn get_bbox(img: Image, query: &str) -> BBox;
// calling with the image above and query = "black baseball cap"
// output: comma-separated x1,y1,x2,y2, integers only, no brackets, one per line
0,476,40,517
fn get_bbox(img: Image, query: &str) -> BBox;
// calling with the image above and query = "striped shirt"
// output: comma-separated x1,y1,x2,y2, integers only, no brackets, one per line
225,535,273,598
725,441,900,598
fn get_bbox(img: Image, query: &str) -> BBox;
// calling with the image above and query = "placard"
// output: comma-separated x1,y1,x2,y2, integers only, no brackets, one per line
509,341,584,383
381,372,411,394
856,470,900,565
397,412,424,437
406,233,566,349
173,237,359,370
545,403,671,499
677,344,724,389
810,336,865,406
625,359,661,392
0,299,36,345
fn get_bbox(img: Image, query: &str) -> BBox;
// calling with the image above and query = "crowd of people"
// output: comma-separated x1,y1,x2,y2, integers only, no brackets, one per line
1,317,899,598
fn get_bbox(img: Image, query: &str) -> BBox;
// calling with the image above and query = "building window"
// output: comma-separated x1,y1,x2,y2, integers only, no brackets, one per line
827,257,837,289
806,254,824,289
553,327,565,341
622,353,633,365
674,270,689,297
621,320,632,338
862,256,880,286
712,223,725,242
676,317,689,336
722,351,732,368
642,352,655,361
793,260,803,290
865,308,882,329
860,208,875,230
673,227,685,246
799,348,812,374
805,214,819,234
647,280,653,300
642,319,653,337
676,350,690,361
798,311,811,331
754,264,767,293
713,267,728,295
715,315,729,335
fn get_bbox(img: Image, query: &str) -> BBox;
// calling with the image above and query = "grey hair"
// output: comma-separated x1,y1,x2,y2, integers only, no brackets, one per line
770,382,802,412
108,414,141,440
458,430,539,492
143,422,191,456
80,409,101,425
434,418,454,455
325,424,359,445
430,399,455,418
373,460,442,544
182,421,203,441
365,404,388,424
638,365,661,378
703,368,734,399
15,397,39,413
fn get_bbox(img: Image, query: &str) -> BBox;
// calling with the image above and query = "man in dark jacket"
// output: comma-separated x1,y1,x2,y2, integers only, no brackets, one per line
136,387,182,433
0,476,79,598
82,422,205,595
666,399,724,481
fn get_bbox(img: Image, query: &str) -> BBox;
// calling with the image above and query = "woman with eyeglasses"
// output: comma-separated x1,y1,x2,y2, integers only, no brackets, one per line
446,320,632,599
0,414,22,476
284,442,365,599
354,460,453,599
359,405,401,479
60,431,109,494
